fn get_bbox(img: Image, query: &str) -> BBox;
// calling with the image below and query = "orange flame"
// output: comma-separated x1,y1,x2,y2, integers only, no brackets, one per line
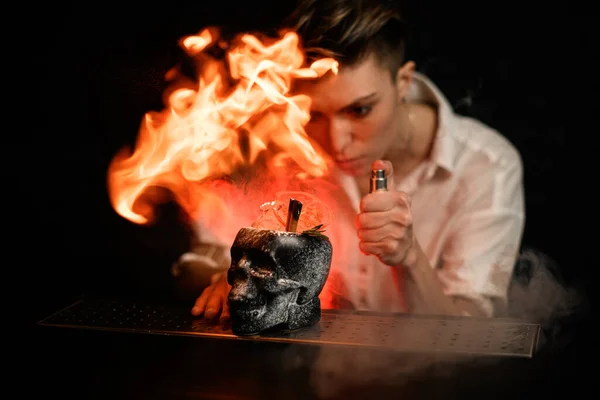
107,28,339,245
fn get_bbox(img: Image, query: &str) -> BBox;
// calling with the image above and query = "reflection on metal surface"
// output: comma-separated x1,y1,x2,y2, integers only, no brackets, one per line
38,297,540,358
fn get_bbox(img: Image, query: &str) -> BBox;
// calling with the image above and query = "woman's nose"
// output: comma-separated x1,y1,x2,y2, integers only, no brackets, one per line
328,117,351,154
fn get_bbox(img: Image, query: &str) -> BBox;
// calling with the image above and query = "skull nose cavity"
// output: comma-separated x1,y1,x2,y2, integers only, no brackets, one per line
230,277,261,302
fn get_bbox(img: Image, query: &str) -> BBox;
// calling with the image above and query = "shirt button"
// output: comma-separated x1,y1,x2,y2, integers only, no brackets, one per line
359,264,368,274
359,288,368,306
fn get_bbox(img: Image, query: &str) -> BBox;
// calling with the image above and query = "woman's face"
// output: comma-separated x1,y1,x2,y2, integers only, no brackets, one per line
295,54,412,177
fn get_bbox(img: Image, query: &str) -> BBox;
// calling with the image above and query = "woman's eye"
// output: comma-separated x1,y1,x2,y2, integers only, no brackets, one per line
348,105,372,118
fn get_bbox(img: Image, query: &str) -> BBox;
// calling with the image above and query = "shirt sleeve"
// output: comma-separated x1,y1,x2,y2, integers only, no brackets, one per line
437,151,525,316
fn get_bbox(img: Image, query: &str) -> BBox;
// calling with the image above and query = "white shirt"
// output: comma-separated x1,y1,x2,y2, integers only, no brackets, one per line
320,72,525,317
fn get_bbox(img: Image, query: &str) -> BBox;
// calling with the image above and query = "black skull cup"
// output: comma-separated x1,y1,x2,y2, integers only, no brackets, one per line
227,227,332,335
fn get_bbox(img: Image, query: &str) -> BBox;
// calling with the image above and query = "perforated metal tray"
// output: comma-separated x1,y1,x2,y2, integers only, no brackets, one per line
38,296,540,358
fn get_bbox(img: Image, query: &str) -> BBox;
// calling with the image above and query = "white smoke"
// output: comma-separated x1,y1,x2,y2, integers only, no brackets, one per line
278,247,587,399
508,248,585,327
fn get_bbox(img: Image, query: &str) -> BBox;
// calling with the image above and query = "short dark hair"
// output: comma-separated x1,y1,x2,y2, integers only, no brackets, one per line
281,0,409,79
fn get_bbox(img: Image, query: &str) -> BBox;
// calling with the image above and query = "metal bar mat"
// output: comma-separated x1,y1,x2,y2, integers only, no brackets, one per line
39,297,540,358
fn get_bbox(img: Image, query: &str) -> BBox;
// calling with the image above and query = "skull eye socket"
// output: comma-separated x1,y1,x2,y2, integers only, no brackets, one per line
250,267,274,279
227,266,246,285
229,248,276,284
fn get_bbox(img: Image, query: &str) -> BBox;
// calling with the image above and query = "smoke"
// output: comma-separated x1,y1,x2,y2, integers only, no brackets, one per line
452,78,484,112
277,247,588,399
506,247,588,353
508,248,585,327
289,348,470,399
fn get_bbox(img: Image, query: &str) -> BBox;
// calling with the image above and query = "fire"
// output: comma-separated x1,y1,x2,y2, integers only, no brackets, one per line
107,27,339,245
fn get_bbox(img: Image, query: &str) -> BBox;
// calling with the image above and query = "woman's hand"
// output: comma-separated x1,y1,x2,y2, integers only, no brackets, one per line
191,271,231,322
356,160,417,268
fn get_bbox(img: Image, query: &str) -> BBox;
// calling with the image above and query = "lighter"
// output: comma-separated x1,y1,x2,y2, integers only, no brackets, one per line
370,169,388,193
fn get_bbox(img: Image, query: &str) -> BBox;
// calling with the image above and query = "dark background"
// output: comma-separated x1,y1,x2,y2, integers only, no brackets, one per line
28,1,595,323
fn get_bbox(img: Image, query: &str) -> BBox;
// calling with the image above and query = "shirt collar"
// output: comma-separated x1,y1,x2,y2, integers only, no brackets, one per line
406,72,457,175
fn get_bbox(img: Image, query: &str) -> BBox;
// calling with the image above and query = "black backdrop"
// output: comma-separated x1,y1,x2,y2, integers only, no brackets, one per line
30,1,595,321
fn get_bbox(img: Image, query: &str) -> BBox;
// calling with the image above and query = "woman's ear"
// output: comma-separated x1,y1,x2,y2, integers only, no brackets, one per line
395,61,416,100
